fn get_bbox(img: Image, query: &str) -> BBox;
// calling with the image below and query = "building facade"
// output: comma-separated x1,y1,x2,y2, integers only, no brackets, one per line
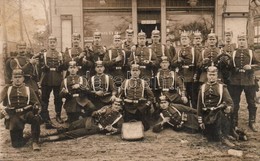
49,0,249,52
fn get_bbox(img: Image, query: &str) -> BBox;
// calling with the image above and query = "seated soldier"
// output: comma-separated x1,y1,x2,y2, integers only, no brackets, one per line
153,95,198,133
0,69,41,151
39,98,123,142
60,60,95,123
197,66,235,147
119,63,154,131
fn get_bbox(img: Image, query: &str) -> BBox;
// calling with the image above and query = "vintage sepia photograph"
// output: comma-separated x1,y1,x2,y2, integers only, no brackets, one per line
0,0,260,160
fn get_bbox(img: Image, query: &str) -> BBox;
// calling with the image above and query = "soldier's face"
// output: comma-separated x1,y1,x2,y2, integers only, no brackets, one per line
138,37,146,46
49,39,57,50
160,101,169,110
225,33,232,43
160,61,170,69
152,35,160,44
72,36,80,47
68,66,78,75
237,37,247,49
208,37,217,47
95,65,105,74
93,36,101,45
180,37,190,46
12,75,24,86
193,36,202,45
113,39,121,48
126,34,133,41
112,102,121,111
207,72,218,83
18,45,26,54
131,69,140,78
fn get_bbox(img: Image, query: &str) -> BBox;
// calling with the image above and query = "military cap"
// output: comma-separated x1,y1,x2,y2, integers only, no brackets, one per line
208,29,216,39
193,30,202,37
113,33,121,40
207,65,218,73
152,26,160,36
159,95,168,102
93,30,101,37
224,28,233,36
131,63,140,70
237,32,247,39
68,60,77,67
48,35,57,41
138,30,146,38
126,25,134,35
12,68,24,77
161,56,169,62
95,60,104,67
72,32,81,39
180,30,190,38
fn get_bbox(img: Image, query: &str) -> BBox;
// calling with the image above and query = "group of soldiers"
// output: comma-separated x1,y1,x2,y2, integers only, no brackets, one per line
0,25,259,150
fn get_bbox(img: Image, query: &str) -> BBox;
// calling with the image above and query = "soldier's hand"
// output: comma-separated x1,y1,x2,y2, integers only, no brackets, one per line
0,109,7,119
61,88,69,93
95,91,104,96
181,96,188,104
110,95,116,102
199,123,205,130
72,84,80,89
162,117,170,123
79,52,85,59
29,58,37,65
131,46,136,52
115,55,122,62
38,89,42,98
202,58,210,65
178,57,184,63
224,106,232,114
243,64,252,70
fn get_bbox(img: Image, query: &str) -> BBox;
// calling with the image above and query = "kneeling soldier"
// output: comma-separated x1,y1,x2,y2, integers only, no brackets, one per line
153,95,198,133
39,98,123,142
60,60,95,123
0,69,41,150
197,66,235,147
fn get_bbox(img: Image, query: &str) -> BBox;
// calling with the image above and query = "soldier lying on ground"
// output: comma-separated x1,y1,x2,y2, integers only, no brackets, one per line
152,95,198,133
39,98,123,143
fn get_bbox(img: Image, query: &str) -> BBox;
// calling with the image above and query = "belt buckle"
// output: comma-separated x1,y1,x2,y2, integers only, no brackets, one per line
50,68,56,71
162,88,169,92
239,69,245,73
133,100,138,103
182,65,189,69
140,66,146,69
73,94,79,97
116,67,122,70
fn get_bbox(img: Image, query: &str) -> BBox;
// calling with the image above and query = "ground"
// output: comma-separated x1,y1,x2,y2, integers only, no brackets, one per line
0,87,260,161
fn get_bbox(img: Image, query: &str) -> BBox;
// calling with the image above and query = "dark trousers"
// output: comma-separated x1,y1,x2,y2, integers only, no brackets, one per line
229,85,257,127
185,82,200,109
40,85,63,122
9,111,41,148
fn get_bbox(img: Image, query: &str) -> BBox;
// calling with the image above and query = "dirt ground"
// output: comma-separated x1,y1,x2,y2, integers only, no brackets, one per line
0,86,260,161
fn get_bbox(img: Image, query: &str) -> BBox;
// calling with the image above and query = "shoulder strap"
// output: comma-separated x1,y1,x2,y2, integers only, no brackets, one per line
191,47,195,64
64,78,68,91
141,79,145,98
79,76,83,85
122,50,126,65
249,49,253,65
109,50,112,61
14,58,22,69
44,52,47,65
91,76,95,92
217,84,223,106
170,71,175,87
201,84,206,107
162,45,165,56
105,75,109,92
156,72,160,87
7,86,13,106
68,49,72,59
232,51,236,67
202,49,205,60
148,48,152,62
124,79,129,96
25,86,30,105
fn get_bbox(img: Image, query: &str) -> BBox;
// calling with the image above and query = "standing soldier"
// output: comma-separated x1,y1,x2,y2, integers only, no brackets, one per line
122,25,135,60
40,36,64,127
165,38,177,67
128,30,158,88
173,31,198,108
103,33,127,89
63,32,89,78
60,60,95,123
89,60,117,109
229,32,260,132
9,41,41,99
197,66,235,147
119,64,154,131
223,28,236,55
0,69,41,150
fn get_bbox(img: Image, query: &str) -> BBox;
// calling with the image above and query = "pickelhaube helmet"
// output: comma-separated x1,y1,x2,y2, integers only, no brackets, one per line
161,56,169,63
93,30,102,37
95,60,104,67
12,68,24,77
48,35,57,41
126,24,134,35
159,95,167,102
68,60,77,67
208,29,216,39
207,65,218,73
131,63,140,70
72,32,81,39
237,32,247,39
152,26,160,36
138,30,146,38
180,30,190,38
113,32,121,40
193,30,202,37
224,28,233,36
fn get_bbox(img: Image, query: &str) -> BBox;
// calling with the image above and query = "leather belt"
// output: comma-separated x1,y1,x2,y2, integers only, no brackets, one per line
182,65,189,69
239,69,245,73
115,67,122,70
124,99,139,104
139,66,146,69
50,68,56,71
72,94,79,97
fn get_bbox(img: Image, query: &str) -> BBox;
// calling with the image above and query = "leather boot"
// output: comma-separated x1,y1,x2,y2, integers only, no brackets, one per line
45,120,56,129
249,113,258,132
32,142,41,151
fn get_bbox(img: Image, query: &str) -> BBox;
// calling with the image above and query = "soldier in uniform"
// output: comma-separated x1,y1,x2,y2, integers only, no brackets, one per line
0,69,41,150
40,36,64,127
103,33,127,88
229,32,260,132
63,32,89,78
152,95,198,133
119,64,155,131
173,31,199,108
60,60,95,123
223,28,236,55
39,98,123,142
128,30,158,89
122,25,135,61
89,60,117,110
155,56,188,105
197,66,235,147
165,38,177,67
9,41,41,99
